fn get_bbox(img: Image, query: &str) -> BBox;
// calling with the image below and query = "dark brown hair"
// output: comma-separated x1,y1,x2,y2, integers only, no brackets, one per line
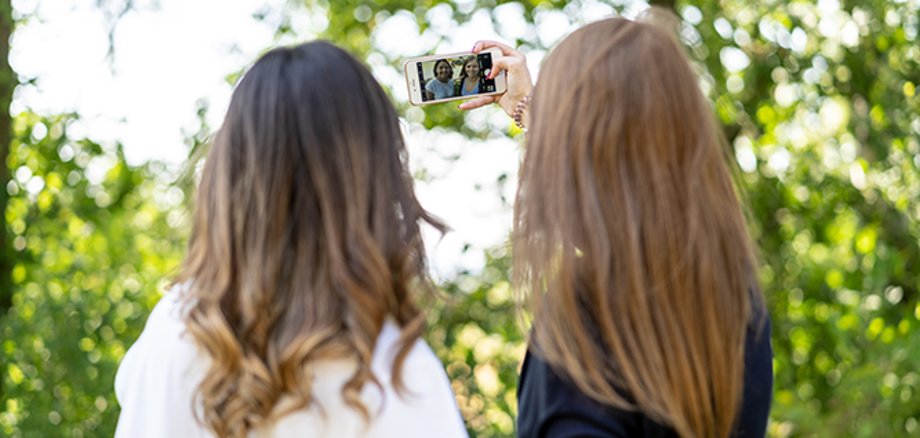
174,41,444,437
514,13,764,438
432,58,453,79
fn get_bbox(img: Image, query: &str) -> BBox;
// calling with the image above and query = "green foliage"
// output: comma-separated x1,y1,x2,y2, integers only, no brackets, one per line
426,248,524,436
0,113,185,437
2,0,919,437
684,1,920,435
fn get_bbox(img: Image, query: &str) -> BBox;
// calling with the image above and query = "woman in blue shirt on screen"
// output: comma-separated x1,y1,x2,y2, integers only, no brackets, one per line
457,56,483,97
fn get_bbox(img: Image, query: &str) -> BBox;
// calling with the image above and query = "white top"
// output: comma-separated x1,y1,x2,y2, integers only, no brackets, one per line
425,78,456,99
114,291,468,437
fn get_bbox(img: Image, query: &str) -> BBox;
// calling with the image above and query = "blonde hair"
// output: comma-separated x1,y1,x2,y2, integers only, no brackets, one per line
514,14,764,438
174,42,444,437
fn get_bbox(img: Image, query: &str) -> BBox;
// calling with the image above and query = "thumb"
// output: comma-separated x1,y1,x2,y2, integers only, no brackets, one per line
458,95,498,111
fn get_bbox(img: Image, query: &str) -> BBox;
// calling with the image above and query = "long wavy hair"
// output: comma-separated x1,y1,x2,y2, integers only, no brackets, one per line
514,13,764,438
174,41,444,437
456,56,481,84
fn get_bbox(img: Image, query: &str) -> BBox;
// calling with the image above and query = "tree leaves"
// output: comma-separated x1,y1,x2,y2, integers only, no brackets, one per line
2,1,918,437
0,113,184,437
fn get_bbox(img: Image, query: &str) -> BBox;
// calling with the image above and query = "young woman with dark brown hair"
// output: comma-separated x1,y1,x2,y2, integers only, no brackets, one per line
114,42,467,437
462,11,773,438
426,58,457,100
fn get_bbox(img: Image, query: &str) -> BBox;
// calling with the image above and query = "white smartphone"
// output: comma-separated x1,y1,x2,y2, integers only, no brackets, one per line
404,48,507,106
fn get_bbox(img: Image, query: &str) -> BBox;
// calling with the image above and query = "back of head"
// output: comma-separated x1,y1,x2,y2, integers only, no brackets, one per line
515,11,760,438
176,41,443,437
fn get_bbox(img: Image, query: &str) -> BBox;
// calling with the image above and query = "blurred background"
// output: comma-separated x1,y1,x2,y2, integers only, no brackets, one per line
1,0,919,436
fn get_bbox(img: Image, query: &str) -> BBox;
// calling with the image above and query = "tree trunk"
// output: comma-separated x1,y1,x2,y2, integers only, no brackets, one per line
0,0,15,403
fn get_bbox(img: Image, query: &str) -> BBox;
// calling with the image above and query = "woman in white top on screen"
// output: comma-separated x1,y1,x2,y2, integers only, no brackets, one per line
114,41,467,438
425,59,456,100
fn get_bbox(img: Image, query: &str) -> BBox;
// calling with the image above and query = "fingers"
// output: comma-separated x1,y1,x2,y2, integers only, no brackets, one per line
472,40,518,56
471,40,526,80
458,95,498,111
487,56,523,80
463,40,532,114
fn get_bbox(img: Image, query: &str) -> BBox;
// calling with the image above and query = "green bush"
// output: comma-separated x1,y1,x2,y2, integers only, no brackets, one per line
2,1,919,437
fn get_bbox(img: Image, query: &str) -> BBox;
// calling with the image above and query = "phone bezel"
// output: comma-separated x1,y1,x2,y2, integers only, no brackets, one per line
403,48,506,106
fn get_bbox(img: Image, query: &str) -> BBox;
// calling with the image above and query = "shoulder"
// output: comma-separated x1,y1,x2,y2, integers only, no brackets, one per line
145,288,191,334
735,312,773,437
372,321,453,396
368,321,467,437
517,350,670,438
115,288,201,395
742,300,773,405
114,287,208,437
374,321,438,372
131,287,198,360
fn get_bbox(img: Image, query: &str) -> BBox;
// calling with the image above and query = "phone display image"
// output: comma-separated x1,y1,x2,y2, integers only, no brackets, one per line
404,49,505,105
417,53,496,102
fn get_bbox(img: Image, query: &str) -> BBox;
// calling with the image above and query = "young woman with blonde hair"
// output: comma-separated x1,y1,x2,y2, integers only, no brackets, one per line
114,42,467,438
463,10,773,438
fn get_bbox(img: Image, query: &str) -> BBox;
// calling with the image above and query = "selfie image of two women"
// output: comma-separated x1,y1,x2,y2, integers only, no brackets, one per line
418,54,496,102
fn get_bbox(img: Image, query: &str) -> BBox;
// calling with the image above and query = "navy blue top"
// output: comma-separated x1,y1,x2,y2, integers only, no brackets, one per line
517,315,773,437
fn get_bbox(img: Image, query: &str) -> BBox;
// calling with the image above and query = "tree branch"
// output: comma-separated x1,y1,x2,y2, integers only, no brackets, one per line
650,0,677,11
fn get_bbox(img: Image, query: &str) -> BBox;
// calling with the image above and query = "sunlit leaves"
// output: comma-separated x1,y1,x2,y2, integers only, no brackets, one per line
0,112,184,437
705,0,920,434
2,0,919,437
425,249,525,437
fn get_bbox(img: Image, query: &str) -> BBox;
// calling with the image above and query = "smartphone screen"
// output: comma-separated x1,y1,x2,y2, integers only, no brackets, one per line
410,52,501,104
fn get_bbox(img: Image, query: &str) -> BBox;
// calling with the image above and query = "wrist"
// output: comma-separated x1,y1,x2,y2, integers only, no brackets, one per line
512,93,532,130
